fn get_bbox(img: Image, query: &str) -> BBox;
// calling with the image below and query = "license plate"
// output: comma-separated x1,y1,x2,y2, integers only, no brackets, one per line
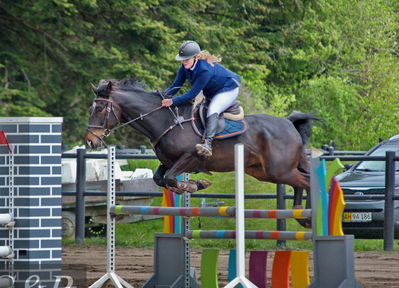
343,212,372,222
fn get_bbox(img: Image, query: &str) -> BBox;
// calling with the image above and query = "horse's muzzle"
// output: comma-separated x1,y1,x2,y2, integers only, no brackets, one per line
85,129,106,149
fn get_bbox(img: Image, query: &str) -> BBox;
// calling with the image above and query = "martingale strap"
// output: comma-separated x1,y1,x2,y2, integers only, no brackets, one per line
151,118,194,147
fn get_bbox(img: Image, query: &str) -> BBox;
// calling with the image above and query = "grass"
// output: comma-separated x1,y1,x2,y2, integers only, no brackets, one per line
121,158,160,172
63,165,399,251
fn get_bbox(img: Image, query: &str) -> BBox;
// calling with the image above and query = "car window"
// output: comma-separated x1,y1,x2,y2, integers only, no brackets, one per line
356,142,399,171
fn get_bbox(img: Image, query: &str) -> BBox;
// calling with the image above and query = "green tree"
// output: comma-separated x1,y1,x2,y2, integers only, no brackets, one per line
267,0,399,149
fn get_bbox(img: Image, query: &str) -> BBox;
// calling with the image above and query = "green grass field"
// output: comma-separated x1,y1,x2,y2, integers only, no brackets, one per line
63,161,398,251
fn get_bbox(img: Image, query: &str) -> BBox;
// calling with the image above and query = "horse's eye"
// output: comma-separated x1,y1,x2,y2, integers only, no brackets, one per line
96,106,104,113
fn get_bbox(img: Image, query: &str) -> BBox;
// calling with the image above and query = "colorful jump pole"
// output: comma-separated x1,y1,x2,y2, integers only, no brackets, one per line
111,206,312,219
186,230,312,241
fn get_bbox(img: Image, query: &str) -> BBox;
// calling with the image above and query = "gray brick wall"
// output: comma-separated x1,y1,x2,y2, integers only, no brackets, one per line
0,117,63,286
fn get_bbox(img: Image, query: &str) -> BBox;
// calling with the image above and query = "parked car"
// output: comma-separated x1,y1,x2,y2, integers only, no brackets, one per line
336,135,399,238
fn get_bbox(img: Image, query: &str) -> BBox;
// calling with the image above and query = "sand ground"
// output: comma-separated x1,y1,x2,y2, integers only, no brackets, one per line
62,246,399,287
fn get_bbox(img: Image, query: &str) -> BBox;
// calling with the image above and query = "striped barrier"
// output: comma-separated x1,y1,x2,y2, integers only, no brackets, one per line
111,205,312,219
186,230,312,241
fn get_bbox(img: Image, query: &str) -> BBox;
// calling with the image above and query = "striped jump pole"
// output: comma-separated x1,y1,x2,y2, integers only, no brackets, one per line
186,230,312,241
111,206,312,219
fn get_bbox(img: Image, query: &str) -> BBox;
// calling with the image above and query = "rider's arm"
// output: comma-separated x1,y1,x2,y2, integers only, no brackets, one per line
163,65,186,96
171,71,211,106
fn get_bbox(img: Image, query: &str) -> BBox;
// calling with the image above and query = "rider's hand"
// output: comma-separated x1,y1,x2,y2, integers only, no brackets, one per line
162,99,173,107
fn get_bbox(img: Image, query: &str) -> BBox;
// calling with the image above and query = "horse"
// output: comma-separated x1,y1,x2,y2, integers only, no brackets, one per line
85,78,321,228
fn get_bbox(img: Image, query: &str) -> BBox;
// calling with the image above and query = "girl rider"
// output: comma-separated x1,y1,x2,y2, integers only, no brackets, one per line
162,41,241,157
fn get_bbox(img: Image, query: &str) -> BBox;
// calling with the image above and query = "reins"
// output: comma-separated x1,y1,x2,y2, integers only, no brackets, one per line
108,90,181,132
110,105,164,132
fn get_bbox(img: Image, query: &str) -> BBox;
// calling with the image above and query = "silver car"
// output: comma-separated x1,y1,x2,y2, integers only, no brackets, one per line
335,135,399,238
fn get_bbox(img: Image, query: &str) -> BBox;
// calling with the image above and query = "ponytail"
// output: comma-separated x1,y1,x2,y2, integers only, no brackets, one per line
196,50,221,66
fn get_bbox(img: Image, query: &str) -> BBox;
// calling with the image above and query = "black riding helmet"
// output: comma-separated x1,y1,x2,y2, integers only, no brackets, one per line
175,41,201,61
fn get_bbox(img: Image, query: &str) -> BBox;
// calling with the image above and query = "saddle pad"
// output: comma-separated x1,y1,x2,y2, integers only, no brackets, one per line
193,118,248,140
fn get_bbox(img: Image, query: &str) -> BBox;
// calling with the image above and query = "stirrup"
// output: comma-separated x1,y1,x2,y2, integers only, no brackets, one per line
195,143,212,157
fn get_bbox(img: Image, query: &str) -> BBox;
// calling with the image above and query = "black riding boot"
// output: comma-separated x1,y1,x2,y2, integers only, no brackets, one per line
196,113,219,157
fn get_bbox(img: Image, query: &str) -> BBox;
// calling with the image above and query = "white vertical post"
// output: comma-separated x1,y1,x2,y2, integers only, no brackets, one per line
6,146,14,284
107,146,117,278
225,144,257,288
89,146,133,288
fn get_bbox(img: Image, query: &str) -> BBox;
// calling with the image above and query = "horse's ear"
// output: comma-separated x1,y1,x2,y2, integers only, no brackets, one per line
91,83,98,95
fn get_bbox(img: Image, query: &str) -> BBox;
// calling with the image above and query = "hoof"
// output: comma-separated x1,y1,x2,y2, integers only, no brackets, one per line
176,181,198,193
166,186,185,194
192,179,212,190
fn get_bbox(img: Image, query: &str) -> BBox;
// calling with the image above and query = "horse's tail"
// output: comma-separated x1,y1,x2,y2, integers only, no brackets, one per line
286,111,322,145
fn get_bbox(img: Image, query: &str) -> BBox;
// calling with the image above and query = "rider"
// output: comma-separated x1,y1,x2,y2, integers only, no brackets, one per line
161,40,241,157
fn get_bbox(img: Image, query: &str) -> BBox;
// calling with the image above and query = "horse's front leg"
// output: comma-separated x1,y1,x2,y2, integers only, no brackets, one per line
164,153,200,194
153,164,168,188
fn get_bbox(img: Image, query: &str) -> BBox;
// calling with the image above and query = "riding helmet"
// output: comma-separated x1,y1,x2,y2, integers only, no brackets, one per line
175,41,201,61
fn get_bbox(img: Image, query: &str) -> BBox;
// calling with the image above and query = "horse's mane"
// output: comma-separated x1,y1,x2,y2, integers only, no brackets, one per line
95,77,160,100
97,78,149,92
113,78,149,91
96,78,192,112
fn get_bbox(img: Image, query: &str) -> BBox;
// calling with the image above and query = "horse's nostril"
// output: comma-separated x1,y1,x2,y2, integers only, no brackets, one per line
86,140,93,148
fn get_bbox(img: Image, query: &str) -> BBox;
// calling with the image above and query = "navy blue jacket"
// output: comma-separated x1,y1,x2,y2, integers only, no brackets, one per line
164,59,241,106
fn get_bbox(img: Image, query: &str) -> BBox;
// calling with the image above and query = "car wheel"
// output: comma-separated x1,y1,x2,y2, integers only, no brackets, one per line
62,211,76,239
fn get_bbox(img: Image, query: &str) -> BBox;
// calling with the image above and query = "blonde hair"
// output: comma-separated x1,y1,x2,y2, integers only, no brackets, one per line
196,50,221,66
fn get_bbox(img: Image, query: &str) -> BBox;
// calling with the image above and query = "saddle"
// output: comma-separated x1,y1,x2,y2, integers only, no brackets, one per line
196,100,245,134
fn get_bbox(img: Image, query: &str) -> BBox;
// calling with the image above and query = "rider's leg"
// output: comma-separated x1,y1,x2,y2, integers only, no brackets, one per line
195,113,219,156
196,87,240,157
207,87,240,117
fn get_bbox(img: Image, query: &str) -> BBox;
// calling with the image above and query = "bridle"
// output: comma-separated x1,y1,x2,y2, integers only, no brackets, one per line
87,98,122,147
87,88,193,147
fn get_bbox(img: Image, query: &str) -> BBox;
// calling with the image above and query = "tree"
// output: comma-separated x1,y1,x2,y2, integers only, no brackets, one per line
265,0,399,149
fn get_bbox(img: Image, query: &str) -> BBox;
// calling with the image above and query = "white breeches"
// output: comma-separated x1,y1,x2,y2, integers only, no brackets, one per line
207,87,240,117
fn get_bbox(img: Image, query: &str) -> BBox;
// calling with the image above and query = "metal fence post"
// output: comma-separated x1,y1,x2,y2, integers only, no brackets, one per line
276,184,286,247
384,151,395,251
75,148,86,244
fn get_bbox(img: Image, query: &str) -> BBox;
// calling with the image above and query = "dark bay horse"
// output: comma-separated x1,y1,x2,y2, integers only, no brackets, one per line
85,79,321,227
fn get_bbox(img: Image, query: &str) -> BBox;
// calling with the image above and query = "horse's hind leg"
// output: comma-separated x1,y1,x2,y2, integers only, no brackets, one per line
271,169,311,228
293,186,312,228
295,150,311,209
292,155,312,228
